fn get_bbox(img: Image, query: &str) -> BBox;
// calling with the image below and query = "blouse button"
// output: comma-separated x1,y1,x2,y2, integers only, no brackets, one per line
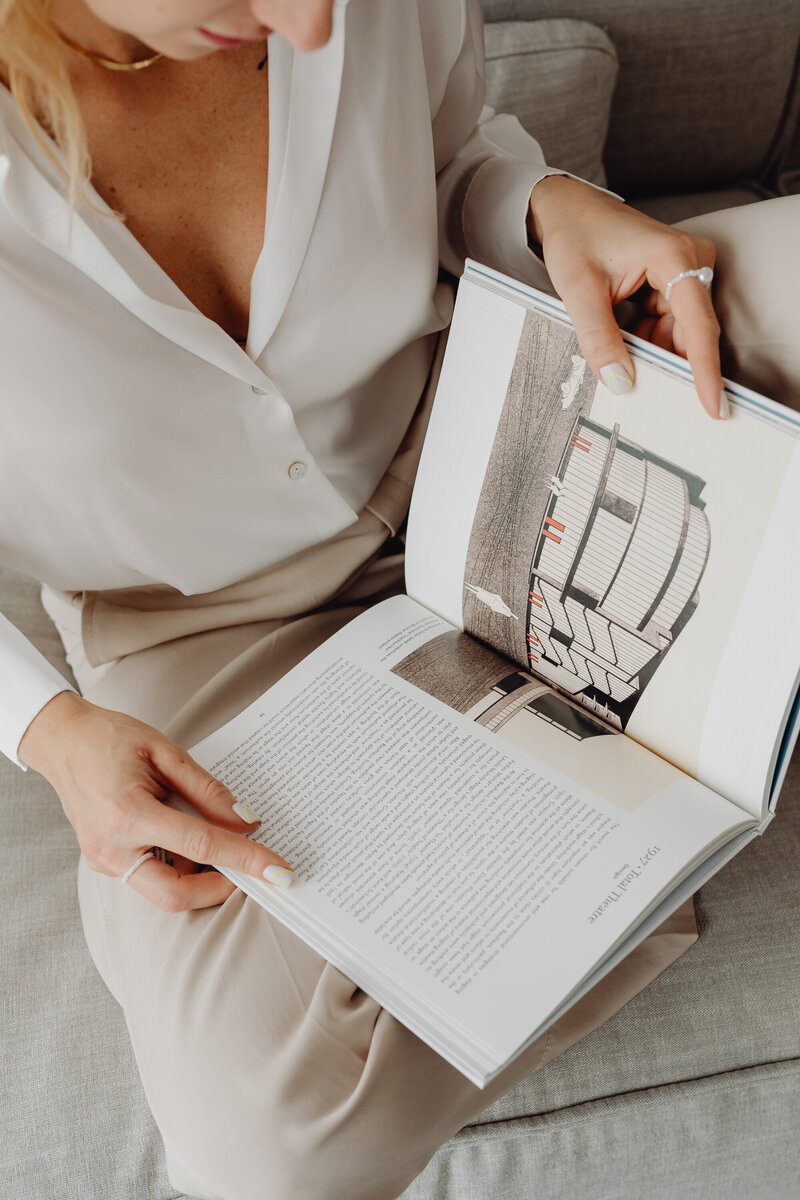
251,385,268,396
288,461,307,481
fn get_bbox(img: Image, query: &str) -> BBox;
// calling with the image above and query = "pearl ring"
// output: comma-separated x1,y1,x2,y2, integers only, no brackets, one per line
664,265,714,303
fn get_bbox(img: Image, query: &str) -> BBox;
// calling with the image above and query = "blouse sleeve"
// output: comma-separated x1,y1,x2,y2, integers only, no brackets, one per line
0,611,76,768
430,0,616,288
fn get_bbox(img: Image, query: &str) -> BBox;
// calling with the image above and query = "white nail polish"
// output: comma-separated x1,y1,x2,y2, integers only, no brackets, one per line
600,363,633,395
232,801,258,824
263,864,294,888
718,390,731,420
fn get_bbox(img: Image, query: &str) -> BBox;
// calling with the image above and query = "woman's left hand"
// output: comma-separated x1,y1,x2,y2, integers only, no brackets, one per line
528,174,725,419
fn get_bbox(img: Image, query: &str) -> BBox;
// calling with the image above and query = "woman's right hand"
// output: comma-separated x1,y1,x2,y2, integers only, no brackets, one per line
18,691,293,911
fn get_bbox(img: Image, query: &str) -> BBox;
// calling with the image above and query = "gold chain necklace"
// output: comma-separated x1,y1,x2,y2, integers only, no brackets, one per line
55,28,164,72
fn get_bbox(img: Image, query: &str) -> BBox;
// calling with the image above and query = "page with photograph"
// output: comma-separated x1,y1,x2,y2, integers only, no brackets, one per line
406,264,800,818
190,593,752,1086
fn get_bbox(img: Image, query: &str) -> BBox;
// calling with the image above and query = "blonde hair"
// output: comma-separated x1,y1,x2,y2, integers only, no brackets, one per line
0,0,91,210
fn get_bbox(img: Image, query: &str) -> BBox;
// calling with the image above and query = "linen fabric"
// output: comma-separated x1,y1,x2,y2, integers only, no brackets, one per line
400,1059,800,1200
0,0,589,766
677,196,800,409
484,19,618,187
480,0,800,197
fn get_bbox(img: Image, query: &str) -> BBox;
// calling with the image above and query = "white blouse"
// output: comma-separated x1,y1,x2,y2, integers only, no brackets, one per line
0,0,566,765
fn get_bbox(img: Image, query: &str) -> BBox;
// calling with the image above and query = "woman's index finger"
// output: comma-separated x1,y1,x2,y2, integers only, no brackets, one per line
149,803,292,880
667,279,724,419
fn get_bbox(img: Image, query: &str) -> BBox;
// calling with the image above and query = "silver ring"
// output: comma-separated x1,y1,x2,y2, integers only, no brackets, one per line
664,265,714,303
120,850,155,886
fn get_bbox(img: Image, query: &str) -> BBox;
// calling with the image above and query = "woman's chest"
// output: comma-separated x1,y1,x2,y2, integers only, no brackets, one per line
78,51,269,342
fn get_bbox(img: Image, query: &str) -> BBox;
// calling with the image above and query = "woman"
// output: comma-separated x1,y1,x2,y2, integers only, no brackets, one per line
1,2,792,1197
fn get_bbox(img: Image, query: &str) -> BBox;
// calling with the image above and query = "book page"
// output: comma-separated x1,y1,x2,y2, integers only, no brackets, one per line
406,266,800,818
190,594,751,1084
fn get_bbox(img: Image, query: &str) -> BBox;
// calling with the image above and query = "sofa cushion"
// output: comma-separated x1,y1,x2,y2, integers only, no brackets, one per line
481,0,800,196
0,569,179,1199
484,19,617,188
778,90,800,195
402,1059,800,1200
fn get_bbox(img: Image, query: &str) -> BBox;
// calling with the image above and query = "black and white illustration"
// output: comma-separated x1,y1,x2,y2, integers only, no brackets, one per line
463,308,711,731
391,629,615,743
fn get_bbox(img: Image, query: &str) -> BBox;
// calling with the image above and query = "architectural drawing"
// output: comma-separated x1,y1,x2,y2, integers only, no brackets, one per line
463,309,598,671
462,307,711,733
392,630,614,744
525,415,710,729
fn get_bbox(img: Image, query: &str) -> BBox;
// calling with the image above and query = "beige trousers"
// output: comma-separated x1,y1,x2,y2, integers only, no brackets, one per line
51,197,800,1200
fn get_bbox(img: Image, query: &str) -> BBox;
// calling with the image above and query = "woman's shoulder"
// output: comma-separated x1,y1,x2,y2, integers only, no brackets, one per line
402,0,471,55
348,0,473,95
349,0,469,55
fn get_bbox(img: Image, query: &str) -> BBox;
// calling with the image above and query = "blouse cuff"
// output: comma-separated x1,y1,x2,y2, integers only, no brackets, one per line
0,612,77,769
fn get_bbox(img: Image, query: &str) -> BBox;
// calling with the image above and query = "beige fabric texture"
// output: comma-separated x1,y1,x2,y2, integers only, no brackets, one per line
678,195,800,410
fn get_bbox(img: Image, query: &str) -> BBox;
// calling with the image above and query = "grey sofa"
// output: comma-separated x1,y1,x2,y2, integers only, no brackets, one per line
2,2,800,1198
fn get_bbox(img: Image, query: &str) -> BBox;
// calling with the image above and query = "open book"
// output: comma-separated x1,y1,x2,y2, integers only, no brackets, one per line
190,262,800,1088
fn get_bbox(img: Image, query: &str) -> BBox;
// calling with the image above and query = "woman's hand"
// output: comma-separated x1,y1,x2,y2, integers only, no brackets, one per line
528,175,725,419
19,691,292,911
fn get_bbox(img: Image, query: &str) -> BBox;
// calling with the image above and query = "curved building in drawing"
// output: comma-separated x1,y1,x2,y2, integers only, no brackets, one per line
527,416,710,729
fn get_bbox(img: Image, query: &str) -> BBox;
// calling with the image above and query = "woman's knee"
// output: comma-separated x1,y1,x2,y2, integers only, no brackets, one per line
155,983,467,1200
162,1060,440,1200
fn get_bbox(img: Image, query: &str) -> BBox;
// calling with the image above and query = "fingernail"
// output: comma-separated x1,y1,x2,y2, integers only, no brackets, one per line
263,864,294,888
718,390,731,420
600,363,633,395
232,801,258,824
